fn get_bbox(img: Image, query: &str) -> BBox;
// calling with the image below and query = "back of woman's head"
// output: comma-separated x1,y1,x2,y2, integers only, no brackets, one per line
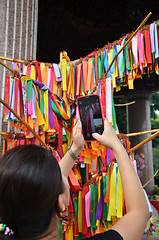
0,144,63,239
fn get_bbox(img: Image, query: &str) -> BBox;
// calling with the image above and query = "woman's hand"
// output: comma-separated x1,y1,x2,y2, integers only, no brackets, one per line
59,121,84,178
92,118,121,151
71,121,85,156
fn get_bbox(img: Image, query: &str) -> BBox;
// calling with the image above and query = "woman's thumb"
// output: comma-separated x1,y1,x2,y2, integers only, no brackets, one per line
92,132,101,141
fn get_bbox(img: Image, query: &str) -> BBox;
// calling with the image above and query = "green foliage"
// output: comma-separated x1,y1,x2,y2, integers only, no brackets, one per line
153,148,159,184
150,93,159,119
150,93,159,148
151,115,159,148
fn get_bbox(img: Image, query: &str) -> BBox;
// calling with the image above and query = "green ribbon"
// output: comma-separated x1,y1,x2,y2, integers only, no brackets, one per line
103,175,108,221
51,99,64,120
119,77,124,83
63,121,68,141
152,52,155,72
59,219,63,240
98,55,103,79
101,52,105,74
132,50,135,66
111,92,117,131
63,135,67,141
126,44,131,71
98,157,101,172
76,232,83,240
82,73,85,92
74,198,78,219
90,184,97,231
27,80,33,103
40,90,44,118
119,40,126,73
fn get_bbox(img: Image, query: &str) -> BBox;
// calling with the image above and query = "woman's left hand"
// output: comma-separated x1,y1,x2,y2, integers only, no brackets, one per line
71,121,85,156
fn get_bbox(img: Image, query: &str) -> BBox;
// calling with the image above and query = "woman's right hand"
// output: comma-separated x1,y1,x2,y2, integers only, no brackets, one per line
92,118,121,151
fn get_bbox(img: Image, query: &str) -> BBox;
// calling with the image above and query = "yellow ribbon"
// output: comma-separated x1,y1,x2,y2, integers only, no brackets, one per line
96,176,101,232
78,191,82,232
31,65,36,80
33,86,45,126
107,164,117,221
61,58,67,91
117,168,123,218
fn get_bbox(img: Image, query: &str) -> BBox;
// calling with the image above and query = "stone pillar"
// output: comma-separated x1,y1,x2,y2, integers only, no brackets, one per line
125,91,154,195
0,0,38,137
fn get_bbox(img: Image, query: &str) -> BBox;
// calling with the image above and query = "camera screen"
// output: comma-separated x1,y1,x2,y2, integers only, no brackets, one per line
78,95,104,141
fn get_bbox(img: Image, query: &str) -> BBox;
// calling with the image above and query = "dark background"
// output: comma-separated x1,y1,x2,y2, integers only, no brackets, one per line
37,0,159,63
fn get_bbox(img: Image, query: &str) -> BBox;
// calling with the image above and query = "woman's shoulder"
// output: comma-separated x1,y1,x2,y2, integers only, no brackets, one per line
84,229,123,240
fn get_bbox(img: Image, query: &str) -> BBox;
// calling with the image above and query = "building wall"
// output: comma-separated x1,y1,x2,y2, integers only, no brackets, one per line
0,0,38,139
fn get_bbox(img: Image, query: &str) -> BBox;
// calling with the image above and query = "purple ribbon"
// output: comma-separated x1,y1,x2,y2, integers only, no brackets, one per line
31,137,35,144
71,103,76,114
48,95,54,129
107,148,111,165
95,185,104,220
13,62,17,70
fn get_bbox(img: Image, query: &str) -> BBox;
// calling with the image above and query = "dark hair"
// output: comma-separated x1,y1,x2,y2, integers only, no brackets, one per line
0,145,63,239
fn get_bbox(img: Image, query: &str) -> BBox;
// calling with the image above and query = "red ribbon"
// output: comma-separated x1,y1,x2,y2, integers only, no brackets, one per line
144,30,152,64
82,185,89,235
14,78,19,114
31,60,42,82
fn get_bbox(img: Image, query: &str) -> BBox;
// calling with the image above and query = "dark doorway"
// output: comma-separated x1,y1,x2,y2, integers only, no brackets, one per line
37,0,159,63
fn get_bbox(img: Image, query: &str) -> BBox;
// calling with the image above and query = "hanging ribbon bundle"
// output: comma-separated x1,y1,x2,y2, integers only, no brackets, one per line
3,74,72,149
2,134,29,154
2,137,37,154
19,21,159,99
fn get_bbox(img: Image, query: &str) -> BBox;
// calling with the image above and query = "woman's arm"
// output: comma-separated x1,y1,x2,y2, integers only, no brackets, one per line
59,121,84,178
92,119,149,240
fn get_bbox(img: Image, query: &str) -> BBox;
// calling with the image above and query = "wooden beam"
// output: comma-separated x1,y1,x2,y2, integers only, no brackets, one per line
0,56,25,63
0,98,49,150
0,60,20,78
128,130,159,153
126,129,159,137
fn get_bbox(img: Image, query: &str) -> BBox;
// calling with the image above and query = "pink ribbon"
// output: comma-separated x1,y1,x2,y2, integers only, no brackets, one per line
85,191,91,227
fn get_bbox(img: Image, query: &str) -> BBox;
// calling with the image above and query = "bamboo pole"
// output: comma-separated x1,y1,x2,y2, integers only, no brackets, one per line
128,130,159,154
0,60,20,78
0,98,49,150
143,170,159,188
93,12,152,92
0,131,10,136
0,56,25,64
0,131,25,139
114,101,135,107
126,129,159,137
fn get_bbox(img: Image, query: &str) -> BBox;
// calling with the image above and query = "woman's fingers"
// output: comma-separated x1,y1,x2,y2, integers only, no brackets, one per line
92,132,102,142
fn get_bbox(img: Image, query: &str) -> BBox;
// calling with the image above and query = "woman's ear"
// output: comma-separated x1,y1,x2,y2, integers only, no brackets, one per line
57,195,65,212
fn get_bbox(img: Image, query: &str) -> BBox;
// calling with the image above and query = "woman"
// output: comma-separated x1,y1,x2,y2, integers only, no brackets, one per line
0,119,149,239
